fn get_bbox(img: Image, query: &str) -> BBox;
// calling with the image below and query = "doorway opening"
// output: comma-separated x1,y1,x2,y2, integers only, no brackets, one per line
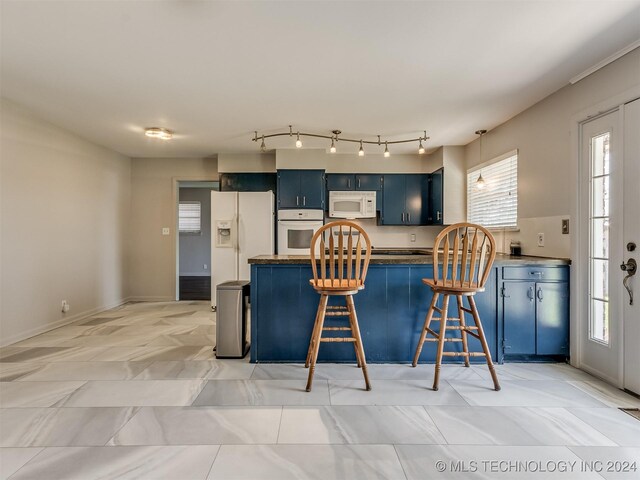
177,181,219,301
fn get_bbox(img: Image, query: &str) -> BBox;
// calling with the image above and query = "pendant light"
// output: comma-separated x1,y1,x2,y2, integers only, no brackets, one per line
295,132,302,148
358,140,365,157
330,137,336,153
475,129,487,190
384,142,390,158
260,135,267,152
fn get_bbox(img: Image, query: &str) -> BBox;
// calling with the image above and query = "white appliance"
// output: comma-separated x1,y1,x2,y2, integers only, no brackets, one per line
328,191,376,219
211,191,274,307
277,209,324,255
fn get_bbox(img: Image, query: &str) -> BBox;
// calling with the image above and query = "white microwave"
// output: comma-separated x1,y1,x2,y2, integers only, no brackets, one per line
328,191,376,219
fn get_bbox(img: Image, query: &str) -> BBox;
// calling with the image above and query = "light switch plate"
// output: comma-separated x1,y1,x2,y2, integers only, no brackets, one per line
562,219,569,234
162,227,170,236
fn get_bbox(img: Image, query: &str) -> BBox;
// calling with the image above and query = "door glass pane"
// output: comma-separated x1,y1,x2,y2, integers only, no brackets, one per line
591,299,609,344
592,176,609,217
592,259,609,301
592,133,610,176
591,218,609,259
589,132,610,344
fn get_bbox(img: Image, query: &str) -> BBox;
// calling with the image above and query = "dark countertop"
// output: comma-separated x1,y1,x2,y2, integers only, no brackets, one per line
249,252,571,266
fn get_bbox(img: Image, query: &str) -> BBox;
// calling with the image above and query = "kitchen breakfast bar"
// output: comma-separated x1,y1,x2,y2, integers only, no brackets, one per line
248,252,570,364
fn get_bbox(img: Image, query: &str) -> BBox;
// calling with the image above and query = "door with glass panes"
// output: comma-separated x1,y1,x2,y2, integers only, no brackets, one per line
579,100,639,393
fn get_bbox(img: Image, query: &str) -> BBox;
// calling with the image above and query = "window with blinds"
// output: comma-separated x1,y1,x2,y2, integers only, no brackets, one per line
179,201,202,234
467,152,518,228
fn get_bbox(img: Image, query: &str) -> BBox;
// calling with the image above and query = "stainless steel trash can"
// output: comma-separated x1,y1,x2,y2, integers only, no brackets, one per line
215,280,250,358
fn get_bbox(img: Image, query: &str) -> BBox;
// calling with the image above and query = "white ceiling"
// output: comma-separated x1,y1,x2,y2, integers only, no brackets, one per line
2,1,639,158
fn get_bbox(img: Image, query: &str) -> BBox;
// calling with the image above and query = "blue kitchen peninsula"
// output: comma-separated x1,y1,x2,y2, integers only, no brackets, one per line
248,253,570,364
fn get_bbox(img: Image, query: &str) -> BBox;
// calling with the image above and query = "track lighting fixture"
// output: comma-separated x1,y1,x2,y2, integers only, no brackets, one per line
260,135,266,153
252,126,430,156
418,132,426,154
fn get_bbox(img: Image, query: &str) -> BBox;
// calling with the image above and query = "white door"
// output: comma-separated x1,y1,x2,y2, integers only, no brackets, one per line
623,99,640,395
579,101,640,393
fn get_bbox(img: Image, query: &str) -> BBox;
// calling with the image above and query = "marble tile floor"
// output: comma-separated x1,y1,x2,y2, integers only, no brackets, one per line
1,301,640,479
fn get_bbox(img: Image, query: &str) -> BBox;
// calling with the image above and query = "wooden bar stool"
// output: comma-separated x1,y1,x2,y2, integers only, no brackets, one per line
412,222,501,391
305,220,372,392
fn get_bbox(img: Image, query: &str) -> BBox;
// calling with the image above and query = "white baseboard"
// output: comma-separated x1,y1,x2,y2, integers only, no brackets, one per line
0,297,129,347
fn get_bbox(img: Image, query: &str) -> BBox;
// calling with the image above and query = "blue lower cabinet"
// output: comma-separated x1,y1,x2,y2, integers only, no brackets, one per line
503,282,537,355
499,266,570,360
536,282,570,355
251,263,499,363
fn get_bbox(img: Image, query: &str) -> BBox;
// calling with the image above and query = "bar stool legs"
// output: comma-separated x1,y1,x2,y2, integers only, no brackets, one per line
413,292,500,391
306,295,328,392
305,293,370,392
432,295,450,391
346,295,371,390
469,296,501,391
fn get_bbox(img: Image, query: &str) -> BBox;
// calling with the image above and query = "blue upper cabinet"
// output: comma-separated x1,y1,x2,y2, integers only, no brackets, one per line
428,168,444,225
277,169,325,209
381,174,430,225
381,175,407,225
326,174,384,191
220,173,277,192
355,174,383,191
326,174,355,191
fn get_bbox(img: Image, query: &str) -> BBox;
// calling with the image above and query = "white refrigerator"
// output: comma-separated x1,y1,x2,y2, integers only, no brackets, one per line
210,191,274,308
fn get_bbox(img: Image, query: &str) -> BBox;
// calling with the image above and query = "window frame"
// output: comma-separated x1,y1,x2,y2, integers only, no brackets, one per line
467,149,519,230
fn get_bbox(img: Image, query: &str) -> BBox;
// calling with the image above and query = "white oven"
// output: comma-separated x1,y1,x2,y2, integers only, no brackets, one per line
277,209,324,254
328,191,376,219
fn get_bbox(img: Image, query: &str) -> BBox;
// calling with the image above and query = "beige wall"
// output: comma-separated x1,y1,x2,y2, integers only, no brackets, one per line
128,157,218,301
0,98,131,345
465,47,640,257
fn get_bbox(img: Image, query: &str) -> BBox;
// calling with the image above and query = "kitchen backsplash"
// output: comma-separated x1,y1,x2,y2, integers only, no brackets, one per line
347,218,442,249
347,216,570,258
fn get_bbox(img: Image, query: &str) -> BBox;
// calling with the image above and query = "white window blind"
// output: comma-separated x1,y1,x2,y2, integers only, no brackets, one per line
179,201,201,233
467,153,518,228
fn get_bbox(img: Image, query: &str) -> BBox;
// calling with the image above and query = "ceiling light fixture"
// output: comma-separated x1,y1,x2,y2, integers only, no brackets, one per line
145,127,173,140
418,131,427,154
252,126,429,156
475,129,487,190
260,135,267,153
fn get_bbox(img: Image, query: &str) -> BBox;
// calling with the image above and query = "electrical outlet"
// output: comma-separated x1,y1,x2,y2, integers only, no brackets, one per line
203,264,208,270
410,234,416,243
61,300,70,313
162,227,170,236
537,233,545,247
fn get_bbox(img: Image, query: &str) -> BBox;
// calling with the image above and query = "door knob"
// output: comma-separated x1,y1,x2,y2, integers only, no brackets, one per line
620,258,637,305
